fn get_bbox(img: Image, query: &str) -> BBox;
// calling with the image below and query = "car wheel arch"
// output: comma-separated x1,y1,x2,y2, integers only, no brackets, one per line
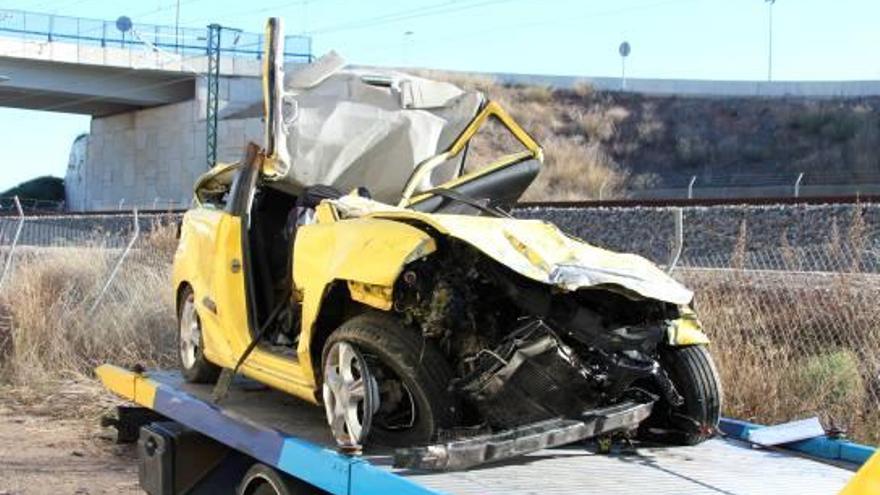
306,280,373,388
176,281,193,316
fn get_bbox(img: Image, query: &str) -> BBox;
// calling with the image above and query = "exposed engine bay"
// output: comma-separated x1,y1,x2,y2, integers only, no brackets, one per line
393,240,685,435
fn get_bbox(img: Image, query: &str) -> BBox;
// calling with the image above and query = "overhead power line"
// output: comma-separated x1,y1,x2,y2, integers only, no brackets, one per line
335,0,702,67
306,0,523,35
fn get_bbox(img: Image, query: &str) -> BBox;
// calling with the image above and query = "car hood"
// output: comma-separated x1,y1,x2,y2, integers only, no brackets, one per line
331,196,693,305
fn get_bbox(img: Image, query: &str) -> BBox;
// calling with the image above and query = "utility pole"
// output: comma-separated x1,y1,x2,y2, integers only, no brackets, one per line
206,24,221,169
619,41,631,91
766,0,776,81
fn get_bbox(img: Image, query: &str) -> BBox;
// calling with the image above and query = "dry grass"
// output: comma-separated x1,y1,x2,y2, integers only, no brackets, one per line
418,72,631,201
681,268,880,445
1,217,878,447
0,223,178,417
521,138,629,201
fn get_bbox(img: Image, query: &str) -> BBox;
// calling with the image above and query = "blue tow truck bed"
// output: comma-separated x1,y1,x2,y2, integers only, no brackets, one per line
97,364,863,495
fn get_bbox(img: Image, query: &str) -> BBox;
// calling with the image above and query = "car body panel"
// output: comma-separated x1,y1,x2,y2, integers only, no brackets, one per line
292,217,438,379
333,195,695,307
175,208,319,403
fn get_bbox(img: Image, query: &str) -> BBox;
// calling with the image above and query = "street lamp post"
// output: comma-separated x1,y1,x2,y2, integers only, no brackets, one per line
766,0,776,82
618,41,631,91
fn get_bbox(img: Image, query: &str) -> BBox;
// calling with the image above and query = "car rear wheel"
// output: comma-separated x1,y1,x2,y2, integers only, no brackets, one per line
178,286,220,383
321,312,458,447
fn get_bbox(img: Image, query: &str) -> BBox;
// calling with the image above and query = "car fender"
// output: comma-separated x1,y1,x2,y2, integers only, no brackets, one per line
293,218,436,367
666,309,711,346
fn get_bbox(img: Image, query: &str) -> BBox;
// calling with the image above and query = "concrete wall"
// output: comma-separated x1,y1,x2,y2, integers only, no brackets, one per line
391,65,880,98
70,77,263,211
493,73,880,98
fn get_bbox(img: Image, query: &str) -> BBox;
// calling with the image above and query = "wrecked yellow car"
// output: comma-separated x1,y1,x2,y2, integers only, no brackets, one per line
172,20,721,458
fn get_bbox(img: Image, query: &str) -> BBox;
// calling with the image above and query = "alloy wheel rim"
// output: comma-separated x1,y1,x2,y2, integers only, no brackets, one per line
322,341,379,446
179,297,201,369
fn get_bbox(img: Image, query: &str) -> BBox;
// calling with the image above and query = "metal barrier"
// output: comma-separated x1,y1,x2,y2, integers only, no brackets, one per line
0,8,312,62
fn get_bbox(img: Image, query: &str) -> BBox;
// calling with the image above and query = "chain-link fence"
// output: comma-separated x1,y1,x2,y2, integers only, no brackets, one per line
0,205,877,443
675,244,880,444
0,209,179,391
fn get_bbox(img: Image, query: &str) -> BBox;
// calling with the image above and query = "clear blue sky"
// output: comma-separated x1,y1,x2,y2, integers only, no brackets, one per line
1,0,878,191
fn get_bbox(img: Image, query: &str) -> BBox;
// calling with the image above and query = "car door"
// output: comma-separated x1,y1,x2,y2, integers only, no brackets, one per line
205,146,316,399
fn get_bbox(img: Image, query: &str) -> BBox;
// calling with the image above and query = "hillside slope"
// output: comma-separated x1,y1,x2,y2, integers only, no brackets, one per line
431,73,880,201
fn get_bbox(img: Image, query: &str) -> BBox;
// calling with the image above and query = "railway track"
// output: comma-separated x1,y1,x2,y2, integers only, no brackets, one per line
517,194,880,209
0,194,877,217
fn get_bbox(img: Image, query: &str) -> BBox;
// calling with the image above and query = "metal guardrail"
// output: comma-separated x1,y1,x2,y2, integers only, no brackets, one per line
0,8,312,62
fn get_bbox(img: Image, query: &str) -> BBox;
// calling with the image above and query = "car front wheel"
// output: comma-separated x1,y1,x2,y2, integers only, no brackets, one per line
321,312,458,447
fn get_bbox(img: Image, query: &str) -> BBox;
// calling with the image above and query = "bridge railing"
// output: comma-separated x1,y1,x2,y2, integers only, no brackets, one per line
0,8,311,63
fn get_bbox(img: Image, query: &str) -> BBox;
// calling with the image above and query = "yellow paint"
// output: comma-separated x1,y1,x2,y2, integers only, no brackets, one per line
315,202,338,224
175,195,436,404
95,364,157,408
364,208,681,299
665,306,710,345
448,101,540,157
348,281,394,311
175,205,318,403
171,95,701,417
193,162,240,206
839,451,880,495
667,318,711,346
293,219,437,380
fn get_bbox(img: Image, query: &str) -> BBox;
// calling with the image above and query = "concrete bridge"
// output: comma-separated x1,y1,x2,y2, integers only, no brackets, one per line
0,8,310,116
0,8,311,210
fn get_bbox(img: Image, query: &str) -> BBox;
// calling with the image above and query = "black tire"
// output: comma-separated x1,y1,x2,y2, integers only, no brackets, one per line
322,312,458,447
640,344,722,445
237,463,322,495
177,286,221,384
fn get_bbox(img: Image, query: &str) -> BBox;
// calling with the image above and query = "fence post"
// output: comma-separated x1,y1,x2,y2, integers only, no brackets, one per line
89,209,140,313
667,207,684,274
687,175,697,199
794,172,804,198
0,196,25,290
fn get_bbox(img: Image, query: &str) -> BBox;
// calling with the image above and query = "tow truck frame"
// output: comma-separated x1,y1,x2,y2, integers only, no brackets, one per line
96,364,875,495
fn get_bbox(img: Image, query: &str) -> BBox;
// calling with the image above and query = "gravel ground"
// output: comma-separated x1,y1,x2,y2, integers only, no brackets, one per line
0,405,139,495
514,203,880,264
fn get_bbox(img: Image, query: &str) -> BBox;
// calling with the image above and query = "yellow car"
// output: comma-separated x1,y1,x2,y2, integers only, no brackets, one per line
172,98,721,450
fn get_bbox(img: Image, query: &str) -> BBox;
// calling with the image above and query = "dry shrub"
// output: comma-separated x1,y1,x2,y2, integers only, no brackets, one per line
521,138,629,201
515,85,554,104
0,226,178,416
411,69,498,94
572,82,595,99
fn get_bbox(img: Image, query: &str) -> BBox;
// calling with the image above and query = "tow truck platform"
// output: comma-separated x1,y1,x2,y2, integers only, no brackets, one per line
97,364,874,495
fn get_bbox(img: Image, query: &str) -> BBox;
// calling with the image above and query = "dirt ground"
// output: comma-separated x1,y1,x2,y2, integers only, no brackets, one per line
0,405,140,495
